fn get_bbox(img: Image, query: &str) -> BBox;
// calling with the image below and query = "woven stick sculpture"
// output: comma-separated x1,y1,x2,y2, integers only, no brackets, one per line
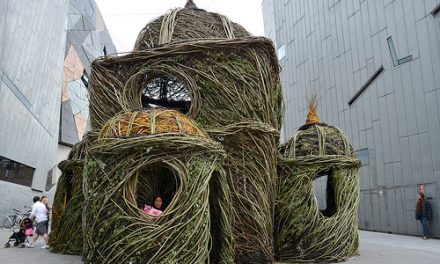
86,6,282,262
80,110,227,263
275,102,361,263
50,1,360,263
50,132,96,254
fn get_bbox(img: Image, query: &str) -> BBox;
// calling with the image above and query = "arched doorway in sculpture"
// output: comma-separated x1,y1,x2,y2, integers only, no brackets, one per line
312,170,336,217
135,163,180,213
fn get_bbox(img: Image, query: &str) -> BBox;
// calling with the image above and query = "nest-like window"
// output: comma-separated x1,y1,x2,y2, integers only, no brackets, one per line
136,164,179,214
141,76,191,114
312,170,336,217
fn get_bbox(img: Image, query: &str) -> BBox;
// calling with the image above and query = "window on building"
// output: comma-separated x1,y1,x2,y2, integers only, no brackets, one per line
348,65,384,106
387,36,412,67
45,166,57,191
312,170,336,217
103,46,107,56
431,3,440,17
277,44,286,60
355,148,369,166
0,156,35,187
387,37,399,66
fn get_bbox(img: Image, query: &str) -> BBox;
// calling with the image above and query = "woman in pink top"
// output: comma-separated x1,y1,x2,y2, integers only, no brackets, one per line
144,196,163,216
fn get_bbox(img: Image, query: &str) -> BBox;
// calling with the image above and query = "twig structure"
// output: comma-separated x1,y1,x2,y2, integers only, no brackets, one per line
50,1,359,263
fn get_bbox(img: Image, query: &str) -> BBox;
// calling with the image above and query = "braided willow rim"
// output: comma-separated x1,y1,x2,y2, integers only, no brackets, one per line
275,124,361,263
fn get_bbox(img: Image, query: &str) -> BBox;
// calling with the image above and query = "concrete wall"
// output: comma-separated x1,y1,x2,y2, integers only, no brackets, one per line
0,0,116,216
262,0,440,237
0,0,69,215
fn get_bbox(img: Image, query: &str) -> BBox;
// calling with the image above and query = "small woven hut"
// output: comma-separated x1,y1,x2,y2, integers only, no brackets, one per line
275,102,361,263
82,109,229,263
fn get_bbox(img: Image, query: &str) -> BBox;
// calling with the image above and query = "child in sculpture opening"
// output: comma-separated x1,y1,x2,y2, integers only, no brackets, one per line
415,192,432,240
27,196,50,249
41,196,51,231
144,196,163,216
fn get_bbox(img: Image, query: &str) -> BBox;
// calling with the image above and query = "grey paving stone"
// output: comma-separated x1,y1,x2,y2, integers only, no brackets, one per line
1,229,439,263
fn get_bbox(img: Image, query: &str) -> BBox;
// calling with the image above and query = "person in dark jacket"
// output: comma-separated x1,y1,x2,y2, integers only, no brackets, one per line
415,192,432,239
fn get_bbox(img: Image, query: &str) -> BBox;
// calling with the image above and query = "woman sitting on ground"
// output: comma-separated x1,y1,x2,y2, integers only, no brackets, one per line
143,196,163,216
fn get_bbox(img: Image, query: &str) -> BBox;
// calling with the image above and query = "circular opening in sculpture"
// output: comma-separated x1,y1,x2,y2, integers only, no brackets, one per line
312,170,336,217
136,163,179,215
141,75,191,114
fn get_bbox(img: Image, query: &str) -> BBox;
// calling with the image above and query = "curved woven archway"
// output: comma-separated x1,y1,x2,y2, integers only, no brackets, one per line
82,134,228,263
134,164,179,210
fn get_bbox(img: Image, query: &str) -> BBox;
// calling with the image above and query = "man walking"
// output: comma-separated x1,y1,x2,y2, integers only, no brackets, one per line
27,196,50,248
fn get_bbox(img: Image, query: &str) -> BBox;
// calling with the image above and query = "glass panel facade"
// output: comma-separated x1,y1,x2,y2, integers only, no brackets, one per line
68,79,90,119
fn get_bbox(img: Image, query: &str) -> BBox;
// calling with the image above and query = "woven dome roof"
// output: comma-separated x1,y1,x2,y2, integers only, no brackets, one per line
133,0,250,51
279,123,355,157
99,109,208,139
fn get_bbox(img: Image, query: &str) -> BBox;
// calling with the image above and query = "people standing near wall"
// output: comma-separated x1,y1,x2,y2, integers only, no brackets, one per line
27,196,50,248
41,196,52,231
415,192,433,240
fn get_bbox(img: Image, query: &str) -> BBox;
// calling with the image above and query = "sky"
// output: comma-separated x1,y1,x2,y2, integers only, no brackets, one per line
95,0,265,53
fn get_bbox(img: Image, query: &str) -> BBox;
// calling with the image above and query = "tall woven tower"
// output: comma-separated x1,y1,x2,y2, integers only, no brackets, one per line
52,1,282,263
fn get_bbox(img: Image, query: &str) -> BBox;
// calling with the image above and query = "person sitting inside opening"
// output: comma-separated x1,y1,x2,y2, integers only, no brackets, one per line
143,196,163,216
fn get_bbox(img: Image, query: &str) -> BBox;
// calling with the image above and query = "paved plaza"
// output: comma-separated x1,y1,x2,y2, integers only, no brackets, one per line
0,229,438,263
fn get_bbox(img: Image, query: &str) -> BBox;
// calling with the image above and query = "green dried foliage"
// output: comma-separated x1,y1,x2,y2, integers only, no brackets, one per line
50,133,96,254
87,36,281,263
279,124,354,157
88,37,282,130
50,4,360,263
208,122,279,264
134,8,250,50
275,124,361,263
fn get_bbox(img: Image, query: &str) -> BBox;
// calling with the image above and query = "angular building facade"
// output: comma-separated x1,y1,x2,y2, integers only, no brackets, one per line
0,0,115,216
263,0,440,237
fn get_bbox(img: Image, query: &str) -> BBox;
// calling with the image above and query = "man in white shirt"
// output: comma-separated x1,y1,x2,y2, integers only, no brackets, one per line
28,196,49,249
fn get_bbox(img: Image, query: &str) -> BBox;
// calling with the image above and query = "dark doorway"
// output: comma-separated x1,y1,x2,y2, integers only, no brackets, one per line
312,170,336,217
136,164,179,212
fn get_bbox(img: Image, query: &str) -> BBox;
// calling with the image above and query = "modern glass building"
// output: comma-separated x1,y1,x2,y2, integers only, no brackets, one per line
0,0,115,216
262,0,440,237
